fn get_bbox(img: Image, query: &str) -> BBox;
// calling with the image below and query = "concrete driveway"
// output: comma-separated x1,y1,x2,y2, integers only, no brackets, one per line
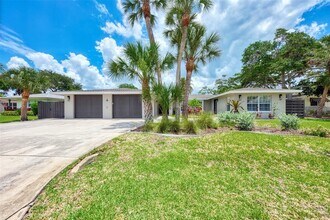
0,119,143,220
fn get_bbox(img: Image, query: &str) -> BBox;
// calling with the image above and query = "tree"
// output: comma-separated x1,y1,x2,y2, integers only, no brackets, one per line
123,0,167,83
109,42,174,122
39,70,82,92
308,35,330,118
182,24,220,117
165,0,213,120
0,67,47,121
118,83,138,89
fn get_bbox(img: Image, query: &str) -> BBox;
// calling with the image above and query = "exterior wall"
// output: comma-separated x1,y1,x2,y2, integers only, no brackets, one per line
215,93,286,118
304,96,330,114
102,94,112,119
203,100,213,112
64,95,75,119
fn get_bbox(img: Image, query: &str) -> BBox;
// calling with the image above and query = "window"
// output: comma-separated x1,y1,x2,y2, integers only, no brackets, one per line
227,103,230,111
247,96,258,111
247,96,271,112
310,98,319,106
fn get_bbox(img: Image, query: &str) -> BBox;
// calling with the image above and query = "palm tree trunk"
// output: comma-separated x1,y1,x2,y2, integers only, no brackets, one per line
174,12,190,121
142,79,153,122
281,72,287,89
316,86,329,118
183,70,192,118
143,0,162,84
21,89,30,121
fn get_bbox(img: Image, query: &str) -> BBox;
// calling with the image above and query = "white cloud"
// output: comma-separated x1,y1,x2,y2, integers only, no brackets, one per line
297,22,328,37
93,0,110,16
0,26,34,55
6,56,30,69
26,52,64,73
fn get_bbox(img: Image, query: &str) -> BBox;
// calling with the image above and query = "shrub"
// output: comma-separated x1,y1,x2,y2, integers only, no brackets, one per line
278,114,300,130
304,126,328,137
30,101,38,116
235,112,255,131
1,111,20,116
16,108,21,115
168,120,180,133
217,112,238,126
142,121,154,132
1,110,34,116
157,119,170,133
197,112,217,129
182,119,198,134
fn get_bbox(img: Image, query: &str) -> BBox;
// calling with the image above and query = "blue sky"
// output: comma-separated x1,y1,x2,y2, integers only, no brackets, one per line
0,0,329,91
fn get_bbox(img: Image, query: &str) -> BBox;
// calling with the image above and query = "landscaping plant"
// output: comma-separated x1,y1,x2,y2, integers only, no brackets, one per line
235,112,255,131
217,112,238,126
196,112,217,129
303,125,328,137
278,114,300,130
142,121,154,132
229,100,244,113
182,119,198,134
168,120,180,134
30,101,38,116
157,119,170,133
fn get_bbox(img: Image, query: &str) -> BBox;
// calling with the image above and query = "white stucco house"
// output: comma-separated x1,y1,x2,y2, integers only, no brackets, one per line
0,94,64,112
52,88,302,119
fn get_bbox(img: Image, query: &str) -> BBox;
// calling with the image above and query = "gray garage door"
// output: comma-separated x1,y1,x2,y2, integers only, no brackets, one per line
113,95,142,118
75,95,103,118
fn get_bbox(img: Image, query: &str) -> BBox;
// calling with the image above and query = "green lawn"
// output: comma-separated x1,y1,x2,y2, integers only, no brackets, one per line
256,118,330,130
27,132,330,219
0,115,38,123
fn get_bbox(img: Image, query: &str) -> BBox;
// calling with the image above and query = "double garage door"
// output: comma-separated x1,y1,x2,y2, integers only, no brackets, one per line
74,95,142,118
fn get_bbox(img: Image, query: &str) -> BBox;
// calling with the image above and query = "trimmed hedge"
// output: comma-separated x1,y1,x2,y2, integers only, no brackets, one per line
1,110,35,116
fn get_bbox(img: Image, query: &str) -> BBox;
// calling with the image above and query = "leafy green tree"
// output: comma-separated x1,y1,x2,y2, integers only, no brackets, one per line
0,67,47,121
118,83,138,89
0,63,5,73
123,0,167,83
182,24,220,117
165,0,213,120
308,35,330,117
39,70,82,92
109,42,174,122
188,98,201,108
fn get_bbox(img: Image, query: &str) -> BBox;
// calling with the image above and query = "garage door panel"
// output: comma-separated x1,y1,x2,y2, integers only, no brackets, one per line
75,95,102,118
113,95,142,118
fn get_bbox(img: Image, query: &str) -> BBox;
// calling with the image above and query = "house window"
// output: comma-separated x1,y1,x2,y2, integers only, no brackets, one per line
247,96,271,112
9,102,17,108
247,96,258,111
310,98,319,106
226,103,230,111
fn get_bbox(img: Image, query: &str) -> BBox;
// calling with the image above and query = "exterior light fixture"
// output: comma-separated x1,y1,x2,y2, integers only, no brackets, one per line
238,94,242,99
67,96,70,101
279,94,282,100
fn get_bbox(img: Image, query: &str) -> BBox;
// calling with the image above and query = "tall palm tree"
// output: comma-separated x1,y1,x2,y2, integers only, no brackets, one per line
108,42,174,122
182,24,220,117
123,0,167,84
165,0,213,119
0,67,47,121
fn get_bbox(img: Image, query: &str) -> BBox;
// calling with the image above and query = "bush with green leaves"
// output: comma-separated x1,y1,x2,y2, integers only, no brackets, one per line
197,112,217,129
168,120,180,133
217,112,238,126
157,119,170,133
278,114,300,130
182,119,198,134
142,121,154,132
304,126,328,137
235,112,255,131
1,110,34,116
30,101,38,116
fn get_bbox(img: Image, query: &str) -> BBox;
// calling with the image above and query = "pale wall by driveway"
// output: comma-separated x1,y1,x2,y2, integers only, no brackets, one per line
0,119,143,220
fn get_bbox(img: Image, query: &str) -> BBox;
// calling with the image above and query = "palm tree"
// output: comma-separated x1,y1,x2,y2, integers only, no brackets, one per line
0,67,47,121
108,42,174,122
123,0,167,84
152,83,183,120
229,100,244,113
182,24,220,117
165,0,213,119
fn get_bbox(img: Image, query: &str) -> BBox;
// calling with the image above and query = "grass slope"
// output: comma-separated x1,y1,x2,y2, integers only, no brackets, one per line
27,132,330,219
0,115,38,123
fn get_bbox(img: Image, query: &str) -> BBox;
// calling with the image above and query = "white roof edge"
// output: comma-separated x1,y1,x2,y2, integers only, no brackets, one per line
53,91,142,95
207,89,303,100
1,94,64,100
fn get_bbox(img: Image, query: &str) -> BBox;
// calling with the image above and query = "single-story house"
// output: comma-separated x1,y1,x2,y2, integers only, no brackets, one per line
192,88,303,118
53,88,303,119
302,95,330,114
0,94,64,112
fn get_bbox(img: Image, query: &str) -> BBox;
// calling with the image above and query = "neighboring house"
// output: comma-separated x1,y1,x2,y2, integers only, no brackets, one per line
192,88,302,118
302,95,330,114
0,94,64,112
53,88,302,119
